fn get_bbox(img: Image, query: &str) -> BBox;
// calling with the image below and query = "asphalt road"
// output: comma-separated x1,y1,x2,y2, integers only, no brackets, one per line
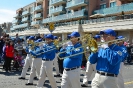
0,63,133,88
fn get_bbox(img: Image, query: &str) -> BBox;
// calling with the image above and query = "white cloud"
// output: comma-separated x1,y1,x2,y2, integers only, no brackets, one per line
0,9,16,24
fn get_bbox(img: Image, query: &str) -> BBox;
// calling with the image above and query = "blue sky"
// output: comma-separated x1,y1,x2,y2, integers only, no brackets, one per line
0,0,35,24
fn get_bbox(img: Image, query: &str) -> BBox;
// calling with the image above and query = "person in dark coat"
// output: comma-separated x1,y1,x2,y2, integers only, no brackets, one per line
0,36,4,64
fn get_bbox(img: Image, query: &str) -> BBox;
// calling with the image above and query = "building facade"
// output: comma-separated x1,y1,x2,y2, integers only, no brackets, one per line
10,0,133,43
0,22,12,36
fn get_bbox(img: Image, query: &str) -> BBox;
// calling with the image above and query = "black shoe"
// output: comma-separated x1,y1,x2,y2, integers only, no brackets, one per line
81,84,88,87
34,77,38,80
25,83,33,85
54,74,61,77
18,77,25,80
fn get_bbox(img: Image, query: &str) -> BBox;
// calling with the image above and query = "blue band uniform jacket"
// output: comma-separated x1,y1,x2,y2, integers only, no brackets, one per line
89,44,125,75
59,42,83,69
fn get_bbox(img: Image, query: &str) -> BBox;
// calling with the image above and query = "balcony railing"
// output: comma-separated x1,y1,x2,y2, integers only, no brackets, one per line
12,20,18,24
14,14,22,18
31,21,42,26
34,5,42,12
34,13,42,19
22,11,29,16
43,9,87,23
22,17,29,22
50,0,66,5
50,6,65,15
10,28,14,31
36,0,43,3
11,14,133,33
66,0,88,9
43,14,133,28
94,2,133,15
13,23,28,29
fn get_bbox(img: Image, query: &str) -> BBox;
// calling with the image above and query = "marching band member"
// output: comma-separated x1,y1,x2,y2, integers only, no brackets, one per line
26,39,42,85
59,32,83,88
81,35,100,87
36,34,57,88
53,36,60,77
18,36,34,80
117,36,128,88
89,29,125,88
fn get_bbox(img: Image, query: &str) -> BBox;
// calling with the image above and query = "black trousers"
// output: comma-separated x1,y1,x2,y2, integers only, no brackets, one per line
13,61,20,69
5,57,13,71
58,58,64,74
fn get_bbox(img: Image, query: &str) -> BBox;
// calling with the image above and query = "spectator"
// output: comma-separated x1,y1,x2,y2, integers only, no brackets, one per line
5,40,14,72
13,51,22,71
14,33,20,43
2,40,8,69
0,36,4,64
126,43,132,64
14,39,23,56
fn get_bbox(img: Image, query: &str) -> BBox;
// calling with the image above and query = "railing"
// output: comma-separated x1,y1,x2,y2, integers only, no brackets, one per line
31,21,42,25
22,11,29,15
43,14,133,28
12,20,18,23
43,9,87,23
50,6,64,14
94,2,133,15
11,14,133,33
14,14,22,18
66,0,88,8
13,23,28,29
34,13,42,18
50,0,66,5
22,17,29,22
35,5,42,11
36,0,43,2
10,28,14,31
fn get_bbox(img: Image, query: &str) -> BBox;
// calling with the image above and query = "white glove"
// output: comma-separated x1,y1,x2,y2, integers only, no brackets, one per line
62,43,68,49
29,49,32,52
101,44,108,49
67,41,73,46
86,47,89,50
23,46,26,49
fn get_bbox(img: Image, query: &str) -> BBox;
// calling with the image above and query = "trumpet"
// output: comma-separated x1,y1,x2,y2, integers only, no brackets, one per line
57,34,126,60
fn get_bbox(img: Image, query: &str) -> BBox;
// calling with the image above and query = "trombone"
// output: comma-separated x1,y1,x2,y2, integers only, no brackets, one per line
57,35,126,60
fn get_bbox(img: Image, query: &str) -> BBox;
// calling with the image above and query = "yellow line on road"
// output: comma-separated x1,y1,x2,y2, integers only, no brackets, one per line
124,81,133,85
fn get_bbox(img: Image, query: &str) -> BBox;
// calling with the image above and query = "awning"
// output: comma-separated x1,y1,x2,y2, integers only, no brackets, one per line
90,14,105,18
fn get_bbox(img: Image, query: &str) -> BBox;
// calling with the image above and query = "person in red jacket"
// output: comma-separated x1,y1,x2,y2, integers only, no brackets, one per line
5,40,14,72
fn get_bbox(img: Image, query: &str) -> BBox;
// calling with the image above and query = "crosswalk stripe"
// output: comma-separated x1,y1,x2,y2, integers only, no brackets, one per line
124,81,133,85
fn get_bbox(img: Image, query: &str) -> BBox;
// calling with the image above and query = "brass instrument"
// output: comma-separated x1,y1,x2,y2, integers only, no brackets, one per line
97,37,126,46
53,39,59,49
58,34,95,60
57,34,126,60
